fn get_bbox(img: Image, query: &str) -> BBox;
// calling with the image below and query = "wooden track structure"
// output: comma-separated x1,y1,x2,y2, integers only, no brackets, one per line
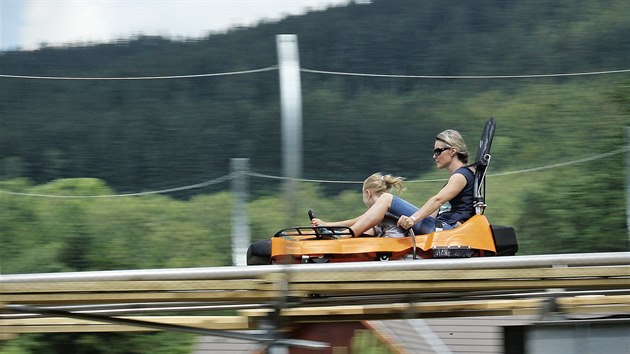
1,252,630,339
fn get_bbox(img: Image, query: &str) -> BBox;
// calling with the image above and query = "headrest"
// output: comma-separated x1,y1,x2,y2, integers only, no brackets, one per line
471,117,496,167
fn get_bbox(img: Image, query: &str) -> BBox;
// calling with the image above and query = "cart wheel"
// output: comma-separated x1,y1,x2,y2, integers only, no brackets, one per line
246,240,271,265
377,253,391,261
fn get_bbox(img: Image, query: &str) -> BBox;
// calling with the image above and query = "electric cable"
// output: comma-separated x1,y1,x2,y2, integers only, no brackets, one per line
0,173,236,198
0,66,278,80
0,146,626,197
301,67,630,79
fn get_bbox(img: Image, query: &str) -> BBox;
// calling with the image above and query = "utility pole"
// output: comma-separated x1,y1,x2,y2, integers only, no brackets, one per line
626,127,630,242
230,158,250,266
276,34,303,224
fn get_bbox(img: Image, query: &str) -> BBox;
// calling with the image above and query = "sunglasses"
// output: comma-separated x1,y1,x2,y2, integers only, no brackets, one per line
433,146,452,156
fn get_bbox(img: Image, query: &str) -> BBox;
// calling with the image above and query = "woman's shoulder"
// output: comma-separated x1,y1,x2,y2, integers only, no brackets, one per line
453,166,474,176
452,166,475,183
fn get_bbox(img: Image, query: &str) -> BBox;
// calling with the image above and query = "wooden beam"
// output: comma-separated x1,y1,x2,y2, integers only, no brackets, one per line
0,332,17,341
278,266,630,283
1,279,266,293
2,295,629,334
0,290,283,304
0,316,252,333
2,255,630,335
240,295,630,320
286,278,630,294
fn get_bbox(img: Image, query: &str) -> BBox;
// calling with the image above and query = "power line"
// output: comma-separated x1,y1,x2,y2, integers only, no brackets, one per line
0,173,235,198
251,146,630,184
301,67,630,79
247,171,445,184
0,147,626,198
489,146,629,176
245,171,361,184
2,65,629,81
0,66,278,80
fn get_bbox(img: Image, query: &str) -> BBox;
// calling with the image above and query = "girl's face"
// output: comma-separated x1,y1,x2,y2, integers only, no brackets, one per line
432,141,454,169
362,188,378,207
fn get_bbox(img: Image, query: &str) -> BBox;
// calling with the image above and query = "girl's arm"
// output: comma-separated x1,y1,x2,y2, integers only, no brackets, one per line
311,216,360,228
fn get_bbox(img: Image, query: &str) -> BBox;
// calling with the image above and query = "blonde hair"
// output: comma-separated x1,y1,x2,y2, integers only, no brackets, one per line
363,173,405,195
436,129,469,163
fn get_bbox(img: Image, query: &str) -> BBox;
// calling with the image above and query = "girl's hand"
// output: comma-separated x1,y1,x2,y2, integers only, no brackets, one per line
311,218,325,227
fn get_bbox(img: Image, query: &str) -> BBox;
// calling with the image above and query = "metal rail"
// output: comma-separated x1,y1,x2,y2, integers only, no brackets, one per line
1,251,629,342
2,252,629,283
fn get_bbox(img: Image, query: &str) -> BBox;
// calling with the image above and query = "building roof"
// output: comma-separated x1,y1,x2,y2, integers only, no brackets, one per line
192,316,537,354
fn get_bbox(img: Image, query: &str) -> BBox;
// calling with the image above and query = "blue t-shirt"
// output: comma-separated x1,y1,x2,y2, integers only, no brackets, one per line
437,166,475,225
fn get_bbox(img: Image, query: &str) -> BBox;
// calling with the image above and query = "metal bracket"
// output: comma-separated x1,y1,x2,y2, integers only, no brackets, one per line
540,288,566,321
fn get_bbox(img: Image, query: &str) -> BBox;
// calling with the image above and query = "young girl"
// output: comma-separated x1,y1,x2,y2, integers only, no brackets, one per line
311,173,408,237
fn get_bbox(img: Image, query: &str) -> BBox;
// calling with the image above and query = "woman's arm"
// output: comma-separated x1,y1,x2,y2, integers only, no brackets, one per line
398,173,468,229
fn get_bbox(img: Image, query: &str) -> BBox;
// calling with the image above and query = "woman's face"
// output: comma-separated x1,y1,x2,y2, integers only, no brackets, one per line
432,141,454,169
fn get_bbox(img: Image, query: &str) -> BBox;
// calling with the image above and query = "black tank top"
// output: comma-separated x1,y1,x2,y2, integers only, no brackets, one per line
437,166,475,226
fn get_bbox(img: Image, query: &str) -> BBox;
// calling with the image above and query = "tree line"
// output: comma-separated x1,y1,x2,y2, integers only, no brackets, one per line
0,0,628,193
1,0,629,352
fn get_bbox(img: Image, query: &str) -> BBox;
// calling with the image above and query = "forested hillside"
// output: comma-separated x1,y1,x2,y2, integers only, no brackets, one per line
0,0,627,269
1,0,629,190
0,0,628,262
0,1,629,351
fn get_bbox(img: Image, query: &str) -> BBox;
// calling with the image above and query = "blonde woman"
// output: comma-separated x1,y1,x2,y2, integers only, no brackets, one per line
312,129,475,237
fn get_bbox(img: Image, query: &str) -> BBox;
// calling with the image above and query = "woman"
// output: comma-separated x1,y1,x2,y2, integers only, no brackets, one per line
312,129,474,236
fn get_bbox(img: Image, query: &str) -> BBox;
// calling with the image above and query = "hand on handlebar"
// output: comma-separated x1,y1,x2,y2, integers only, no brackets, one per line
397,215,416,230
310,218,325,227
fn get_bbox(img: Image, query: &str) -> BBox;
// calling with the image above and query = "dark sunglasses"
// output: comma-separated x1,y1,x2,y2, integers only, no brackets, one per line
433,146,452,156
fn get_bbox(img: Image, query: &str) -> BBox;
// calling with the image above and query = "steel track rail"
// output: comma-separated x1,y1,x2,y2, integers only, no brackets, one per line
2,252,629,283
1,251,629,341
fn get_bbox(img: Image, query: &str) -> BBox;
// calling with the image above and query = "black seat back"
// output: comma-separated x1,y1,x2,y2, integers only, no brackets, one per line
469,118,518,255
469,118,496,215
